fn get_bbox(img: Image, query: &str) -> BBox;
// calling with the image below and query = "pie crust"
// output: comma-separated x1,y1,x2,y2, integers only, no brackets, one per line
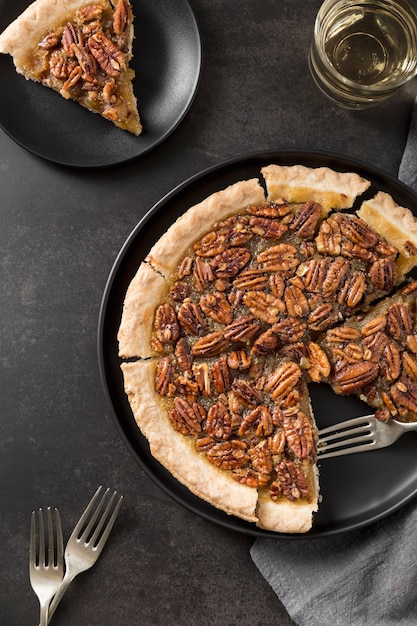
117,164,417,533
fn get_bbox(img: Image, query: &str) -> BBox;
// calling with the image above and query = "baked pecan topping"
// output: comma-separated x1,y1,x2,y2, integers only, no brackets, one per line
233,269,269,291
401,351,417,382
249,440,273,474
193,257,214,291
113,0,128,36
233,468,270,488
315,217,341,255
272,461,310,501
231,379,263,408
212,356,230,393
155,356,175,397
306,342,330,382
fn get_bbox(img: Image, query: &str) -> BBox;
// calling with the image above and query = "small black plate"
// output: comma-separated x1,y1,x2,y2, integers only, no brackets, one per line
0,0,201,167
98,151,417,538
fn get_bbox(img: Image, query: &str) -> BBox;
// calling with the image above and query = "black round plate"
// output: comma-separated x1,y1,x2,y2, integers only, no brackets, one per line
0,0,201,167
98,151,417,538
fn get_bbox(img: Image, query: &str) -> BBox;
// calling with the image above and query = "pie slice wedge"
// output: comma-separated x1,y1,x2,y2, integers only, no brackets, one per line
0,0,142,135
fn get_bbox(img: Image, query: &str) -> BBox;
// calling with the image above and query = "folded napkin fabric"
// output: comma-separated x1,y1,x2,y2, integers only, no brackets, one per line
251,498,417,626
251,95,417,626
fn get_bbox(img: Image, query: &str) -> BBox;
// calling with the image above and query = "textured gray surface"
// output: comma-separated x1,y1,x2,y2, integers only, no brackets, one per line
1,0,417,624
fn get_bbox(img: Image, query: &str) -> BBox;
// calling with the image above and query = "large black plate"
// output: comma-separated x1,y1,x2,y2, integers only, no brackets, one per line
98,151,417,537
0,0,201,167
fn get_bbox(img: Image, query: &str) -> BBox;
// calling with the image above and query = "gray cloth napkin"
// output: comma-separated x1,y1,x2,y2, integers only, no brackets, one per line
250,97,417,626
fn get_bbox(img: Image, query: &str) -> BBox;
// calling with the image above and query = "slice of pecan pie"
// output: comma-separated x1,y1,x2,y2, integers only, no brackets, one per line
117,165,417,533
0,0,141,134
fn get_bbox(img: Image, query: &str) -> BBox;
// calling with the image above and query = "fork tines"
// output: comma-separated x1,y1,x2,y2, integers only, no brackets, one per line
75,486,123,549
30,507,63,569
317,415,375,458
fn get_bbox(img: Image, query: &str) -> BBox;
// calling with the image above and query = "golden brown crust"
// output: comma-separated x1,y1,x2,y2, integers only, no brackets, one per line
118,262,168,358
261,164,371,212
357,191,417,279
121,359,259,522
146,179,266,278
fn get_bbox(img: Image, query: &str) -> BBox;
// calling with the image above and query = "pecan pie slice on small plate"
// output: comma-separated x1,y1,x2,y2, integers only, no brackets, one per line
99,151,417,537
0,0,201,166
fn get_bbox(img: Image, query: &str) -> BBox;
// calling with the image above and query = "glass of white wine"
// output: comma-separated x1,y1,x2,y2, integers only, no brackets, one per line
309,0,417,109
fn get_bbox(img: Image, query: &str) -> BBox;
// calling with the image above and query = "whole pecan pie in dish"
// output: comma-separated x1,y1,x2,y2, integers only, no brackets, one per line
117,164,417,533
0,0,141,134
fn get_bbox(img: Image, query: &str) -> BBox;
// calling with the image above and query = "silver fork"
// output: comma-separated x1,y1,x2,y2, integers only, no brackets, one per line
317,414,417,459
47,486,123,623
30,507,64,626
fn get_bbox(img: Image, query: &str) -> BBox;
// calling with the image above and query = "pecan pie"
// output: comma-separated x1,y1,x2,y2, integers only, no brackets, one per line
0,0,141,134
117,164,417,533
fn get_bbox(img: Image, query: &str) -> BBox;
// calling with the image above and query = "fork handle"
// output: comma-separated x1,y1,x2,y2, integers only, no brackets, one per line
47,571,75,624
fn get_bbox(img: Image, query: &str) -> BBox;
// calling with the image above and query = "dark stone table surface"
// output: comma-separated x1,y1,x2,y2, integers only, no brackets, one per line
1,1,416,624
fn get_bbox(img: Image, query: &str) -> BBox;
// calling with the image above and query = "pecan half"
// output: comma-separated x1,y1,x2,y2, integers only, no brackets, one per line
284,285,309,318
289,201,321,238
257,244,300,272
382,343,401,383
192,332,229,357
238,405,274,437
369,258,396,292
247,200,292,218
315,217,341,255
306,342,330,382
224,315,261,341
200,291,233,325
168,397,206,435
206,401,232,441
88,32,126,77
243,291,285,324
231,379,263,408
332,361,379,394
212,356,230,393
249,217,288,240
227,350,252,370
177,299,206,335
265,362,302,401
152,303,179,347
272,460,310,501
386,303,413,339
155,356,175,396
249,440,273,474
283,410,315,460
206,440,249,469
211,247,251,278
232,468,270,488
